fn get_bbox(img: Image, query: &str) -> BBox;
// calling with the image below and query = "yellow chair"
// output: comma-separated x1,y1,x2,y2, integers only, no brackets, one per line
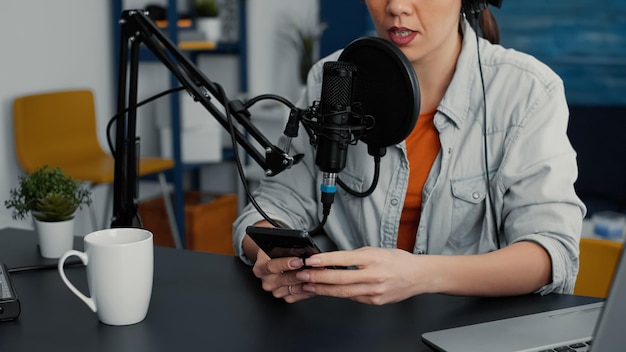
13,89,181,248
574,237,624,298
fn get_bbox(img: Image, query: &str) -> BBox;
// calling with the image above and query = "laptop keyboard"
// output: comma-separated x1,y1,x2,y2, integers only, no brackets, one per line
537,340,591,351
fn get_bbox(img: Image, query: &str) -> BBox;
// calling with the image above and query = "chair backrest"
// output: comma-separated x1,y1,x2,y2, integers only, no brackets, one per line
574,237,624,298
13,89,107,173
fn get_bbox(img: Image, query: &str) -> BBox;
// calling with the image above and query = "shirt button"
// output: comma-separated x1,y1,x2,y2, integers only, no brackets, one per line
416,249,425,255
472,192,480,200
391,198,399,206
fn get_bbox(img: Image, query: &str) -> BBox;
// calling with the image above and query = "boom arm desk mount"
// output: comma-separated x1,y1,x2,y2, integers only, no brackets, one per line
111,10,303,228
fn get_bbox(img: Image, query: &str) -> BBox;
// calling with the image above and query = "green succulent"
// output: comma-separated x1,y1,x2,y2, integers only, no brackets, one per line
5,165,92,222
34,193,78,222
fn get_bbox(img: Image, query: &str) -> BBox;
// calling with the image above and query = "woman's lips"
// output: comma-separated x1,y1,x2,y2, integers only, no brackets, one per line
388,27,417,46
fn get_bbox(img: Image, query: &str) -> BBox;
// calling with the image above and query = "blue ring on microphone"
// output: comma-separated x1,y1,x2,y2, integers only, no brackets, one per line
320,184,337,193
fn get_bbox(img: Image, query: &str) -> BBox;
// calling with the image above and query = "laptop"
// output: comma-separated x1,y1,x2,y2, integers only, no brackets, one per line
422,241,626,352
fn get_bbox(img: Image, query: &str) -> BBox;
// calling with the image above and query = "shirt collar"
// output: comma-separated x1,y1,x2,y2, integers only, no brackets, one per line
438,19,481,129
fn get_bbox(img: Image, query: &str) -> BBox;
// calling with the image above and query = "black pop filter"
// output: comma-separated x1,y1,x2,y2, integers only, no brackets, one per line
339,37,420,157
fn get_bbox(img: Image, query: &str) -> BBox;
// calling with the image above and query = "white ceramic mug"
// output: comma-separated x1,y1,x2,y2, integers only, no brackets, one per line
58,228,154,326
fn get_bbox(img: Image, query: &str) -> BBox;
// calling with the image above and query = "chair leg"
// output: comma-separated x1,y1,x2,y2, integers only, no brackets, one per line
88,203,99,231
158,172,182,249
102,184,113,229
87,183,113,231
85,183,99,231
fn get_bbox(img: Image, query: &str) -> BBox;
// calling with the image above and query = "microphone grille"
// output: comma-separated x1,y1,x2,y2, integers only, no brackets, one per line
321,61,357,108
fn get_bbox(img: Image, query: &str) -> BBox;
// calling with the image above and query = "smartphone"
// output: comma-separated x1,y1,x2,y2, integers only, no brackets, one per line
246,226,322,259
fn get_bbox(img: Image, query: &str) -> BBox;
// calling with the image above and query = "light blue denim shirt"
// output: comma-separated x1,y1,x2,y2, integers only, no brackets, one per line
233,20,586,295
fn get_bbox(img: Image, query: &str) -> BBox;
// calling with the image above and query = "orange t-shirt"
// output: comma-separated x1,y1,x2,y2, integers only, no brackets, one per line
396,110,440,251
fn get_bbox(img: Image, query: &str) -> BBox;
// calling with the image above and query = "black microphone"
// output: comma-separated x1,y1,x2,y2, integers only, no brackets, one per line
314,61,357,214
315,61,357,174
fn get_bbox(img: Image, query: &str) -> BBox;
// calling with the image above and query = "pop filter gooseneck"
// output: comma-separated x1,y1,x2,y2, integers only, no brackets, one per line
339,37,420,158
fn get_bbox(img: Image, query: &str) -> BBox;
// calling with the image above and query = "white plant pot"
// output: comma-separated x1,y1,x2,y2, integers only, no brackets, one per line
197,17,222,42
33,217,75,259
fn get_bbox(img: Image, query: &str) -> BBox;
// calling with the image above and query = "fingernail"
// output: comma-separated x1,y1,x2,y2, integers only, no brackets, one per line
302,284,315,293
305,257,321,266
289,258,304,269
296,271,310,281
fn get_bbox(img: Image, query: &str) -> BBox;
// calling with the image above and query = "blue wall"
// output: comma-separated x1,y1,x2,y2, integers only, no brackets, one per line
320,0,626,106
319,0,371,57
497,1,626,105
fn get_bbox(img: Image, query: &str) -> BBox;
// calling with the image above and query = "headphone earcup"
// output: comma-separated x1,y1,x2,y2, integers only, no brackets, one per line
462,0,488,15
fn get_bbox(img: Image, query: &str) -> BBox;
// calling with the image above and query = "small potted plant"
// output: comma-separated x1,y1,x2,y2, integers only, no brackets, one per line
193,0,221,42
5,165,92,258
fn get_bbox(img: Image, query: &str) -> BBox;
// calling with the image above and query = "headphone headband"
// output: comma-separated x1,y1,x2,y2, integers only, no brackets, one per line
462,0,502,15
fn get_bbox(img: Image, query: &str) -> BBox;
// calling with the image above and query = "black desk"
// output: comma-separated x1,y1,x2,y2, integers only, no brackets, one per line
0,228,600,352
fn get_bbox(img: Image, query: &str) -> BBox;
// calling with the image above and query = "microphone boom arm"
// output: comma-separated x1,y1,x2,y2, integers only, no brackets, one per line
112,10,299,228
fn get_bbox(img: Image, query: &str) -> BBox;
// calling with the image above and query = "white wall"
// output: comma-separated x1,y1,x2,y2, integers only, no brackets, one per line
0,0,113,230
0,0,319,231
201,0,320,195
247,0,319,103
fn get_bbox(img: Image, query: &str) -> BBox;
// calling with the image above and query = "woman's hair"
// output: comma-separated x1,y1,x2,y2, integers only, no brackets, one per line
478,8,500,44
464,8,500,44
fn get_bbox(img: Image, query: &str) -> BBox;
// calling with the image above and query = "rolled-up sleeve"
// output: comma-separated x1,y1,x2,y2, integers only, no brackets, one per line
498,78,585,294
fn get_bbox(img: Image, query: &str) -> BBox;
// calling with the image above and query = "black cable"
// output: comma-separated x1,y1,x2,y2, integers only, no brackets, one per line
471,13,501,250
106,86,187,156
243,94,296,110
215,84,283,229
337,155,381,197
8,261,84,274
309,214,328,236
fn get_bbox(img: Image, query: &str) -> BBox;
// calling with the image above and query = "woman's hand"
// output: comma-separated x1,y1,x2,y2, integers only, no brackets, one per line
251,248,317,303
294,247,426,305
293,242,552,304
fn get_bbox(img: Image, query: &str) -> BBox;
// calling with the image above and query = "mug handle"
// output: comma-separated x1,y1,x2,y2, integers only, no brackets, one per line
58,250,97,313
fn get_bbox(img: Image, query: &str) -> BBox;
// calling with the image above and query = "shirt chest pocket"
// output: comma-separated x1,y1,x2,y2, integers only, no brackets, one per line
451,178,486,204
448,176,488,249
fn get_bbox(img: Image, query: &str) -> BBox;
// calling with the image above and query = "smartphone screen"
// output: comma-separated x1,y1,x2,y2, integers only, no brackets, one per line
246,226,322,259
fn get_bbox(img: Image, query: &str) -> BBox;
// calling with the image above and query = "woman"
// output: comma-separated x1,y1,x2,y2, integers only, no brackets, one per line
233,0,585,304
